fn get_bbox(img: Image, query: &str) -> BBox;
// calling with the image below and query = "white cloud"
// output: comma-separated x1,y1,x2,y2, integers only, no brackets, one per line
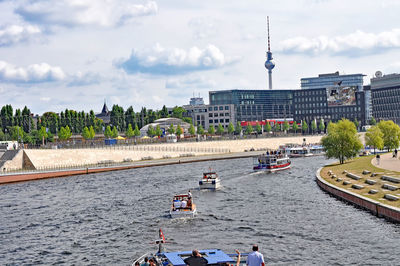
188,17,219,39
68,71,101,86
117,43,234,75
40,97,51,102
0,61,66,83
0,24,41,46
15,0,158,28
279,29,400,56
166,75,216,89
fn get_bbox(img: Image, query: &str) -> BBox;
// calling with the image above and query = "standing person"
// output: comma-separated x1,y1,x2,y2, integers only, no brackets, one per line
376,154,380,165
184,250,207,266
246,245,265,266
140,257,149,266
395,148,398,158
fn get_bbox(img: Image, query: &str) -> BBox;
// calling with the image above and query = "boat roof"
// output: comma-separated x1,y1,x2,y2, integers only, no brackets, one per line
203,172,217,175
160,249,234,266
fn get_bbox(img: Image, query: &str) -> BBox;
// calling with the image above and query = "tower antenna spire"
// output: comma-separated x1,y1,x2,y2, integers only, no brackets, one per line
267,16,271,52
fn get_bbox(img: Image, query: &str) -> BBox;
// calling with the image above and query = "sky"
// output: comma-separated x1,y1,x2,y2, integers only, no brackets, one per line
0,0,399,115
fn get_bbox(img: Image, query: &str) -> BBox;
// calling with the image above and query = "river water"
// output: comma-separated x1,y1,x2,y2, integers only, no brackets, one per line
1,157,399,265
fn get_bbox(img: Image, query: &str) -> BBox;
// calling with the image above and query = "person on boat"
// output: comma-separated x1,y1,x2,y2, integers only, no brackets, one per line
246,245,265,266
188,190,192,199
140,257,149,266
135,262,140,266
184,249,207,266
221,249,241,266
149,258,156,266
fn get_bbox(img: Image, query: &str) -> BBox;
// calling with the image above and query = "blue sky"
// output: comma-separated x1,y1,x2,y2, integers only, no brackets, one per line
0,0,399,115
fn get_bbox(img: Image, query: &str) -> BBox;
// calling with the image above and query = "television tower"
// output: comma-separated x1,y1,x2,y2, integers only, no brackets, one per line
265,16,275,90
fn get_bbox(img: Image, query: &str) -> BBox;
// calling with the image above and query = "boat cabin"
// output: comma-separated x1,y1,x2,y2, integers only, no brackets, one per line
160,249,236,266
202,172,218,180
172,194,193,210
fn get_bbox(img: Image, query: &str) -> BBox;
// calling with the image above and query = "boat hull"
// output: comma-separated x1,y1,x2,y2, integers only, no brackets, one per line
199,179,221,190
253,162,291,173
169,208,197,218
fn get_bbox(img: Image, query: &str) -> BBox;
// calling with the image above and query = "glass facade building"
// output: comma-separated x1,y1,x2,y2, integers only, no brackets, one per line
209,89,293,122
301,71,364,91
371,73,400,125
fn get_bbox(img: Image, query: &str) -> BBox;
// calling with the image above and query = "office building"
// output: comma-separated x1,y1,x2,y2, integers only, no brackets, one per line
209,89,293,123
371,72,400,124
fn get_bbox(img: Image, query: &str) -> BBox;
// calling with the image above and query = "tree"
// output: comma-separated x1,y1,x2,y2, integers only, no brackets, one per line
256,124,262,135
208,125,215,135
126,124,134,139
227,122,234,135
59,126,72,141
353,118,359,131
89,126,95,139
155,125,163,137
110,105,125,131
134,124,141,137
167,123,175,134
370,117,376,125
217,123,224,135
147,125,155,137
104,125,112,138
38,126,48,145
321,119,363,164
171,106,186,119
112,126,118,138
302,120,308,134
265,122,272,133
292,121,299,134
235,121,242,135
9,126,24,142
311,120,317,134
82,127,90,140
377,120,400,151
176,124,183,136
197,124,204,135
245,124,253,135
365,126,384,154
319,119,325,133
188,123,196,135
283,120,289,133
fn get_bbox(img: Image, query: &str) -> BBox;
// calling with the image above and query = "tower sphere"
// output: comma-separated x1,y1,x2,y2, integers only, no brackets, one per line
265,60,275,70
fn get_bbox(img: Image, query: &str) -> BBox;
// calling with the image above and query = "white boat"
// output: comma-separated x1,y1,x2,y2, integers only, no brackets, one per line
280,144,324,158
199,172,221,190
253,153,291,172
169,194,197,218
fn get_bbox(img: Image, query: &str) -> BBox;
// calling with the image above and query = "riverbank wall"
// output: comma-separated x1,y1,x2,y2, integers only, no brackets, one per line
315,167,400,223
0,151,260,185
2,135,323,171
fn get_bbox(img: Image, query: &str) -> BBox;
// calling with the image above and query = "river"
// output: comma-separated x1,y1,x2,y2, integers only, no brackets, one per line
0,156,399,265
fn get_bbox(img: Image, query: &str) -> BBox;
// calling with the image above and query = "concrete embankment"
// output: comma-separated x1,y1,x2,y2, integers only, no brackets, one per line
0,151,261,185
315,167,400,223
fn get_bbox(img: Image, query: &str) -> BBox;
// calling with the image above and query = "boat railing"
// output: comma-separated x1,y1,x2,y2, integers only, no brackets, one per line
132,252,150,266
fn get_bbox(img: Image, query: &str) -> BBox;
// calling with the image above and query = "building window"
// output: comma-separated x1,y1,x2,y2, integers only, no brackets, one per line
214,119,218,123
219,106,223,110
220,119,224,123
209,113,213,117
208,107,212,111
225,106,229,110
225,119,229,123
209,120,213,123
225,113,230,116
214,106,218,111
214,113,218,117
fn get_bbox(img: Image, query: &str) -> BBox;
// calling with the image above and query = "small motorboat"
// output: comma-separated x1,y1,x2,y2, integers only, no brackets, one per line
199,172,221,190
132,229,247,266
169,193,196,218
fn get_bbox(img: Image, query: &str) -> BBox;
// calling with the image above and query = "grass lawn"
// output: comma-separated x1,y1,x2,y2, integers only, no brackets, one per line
320,154,400,208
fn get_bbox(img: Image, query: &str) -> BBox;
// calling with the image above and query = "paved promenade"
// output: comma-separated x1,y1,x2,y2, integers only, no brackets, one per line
371,152,400,172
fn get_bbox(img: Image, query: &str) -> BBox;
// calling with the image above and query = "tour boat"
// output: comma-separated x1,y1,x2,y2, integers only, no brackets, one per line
132,229,247,266
280,144,325,158
170,194,197,218
253,153,291,172
199,171,221,190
